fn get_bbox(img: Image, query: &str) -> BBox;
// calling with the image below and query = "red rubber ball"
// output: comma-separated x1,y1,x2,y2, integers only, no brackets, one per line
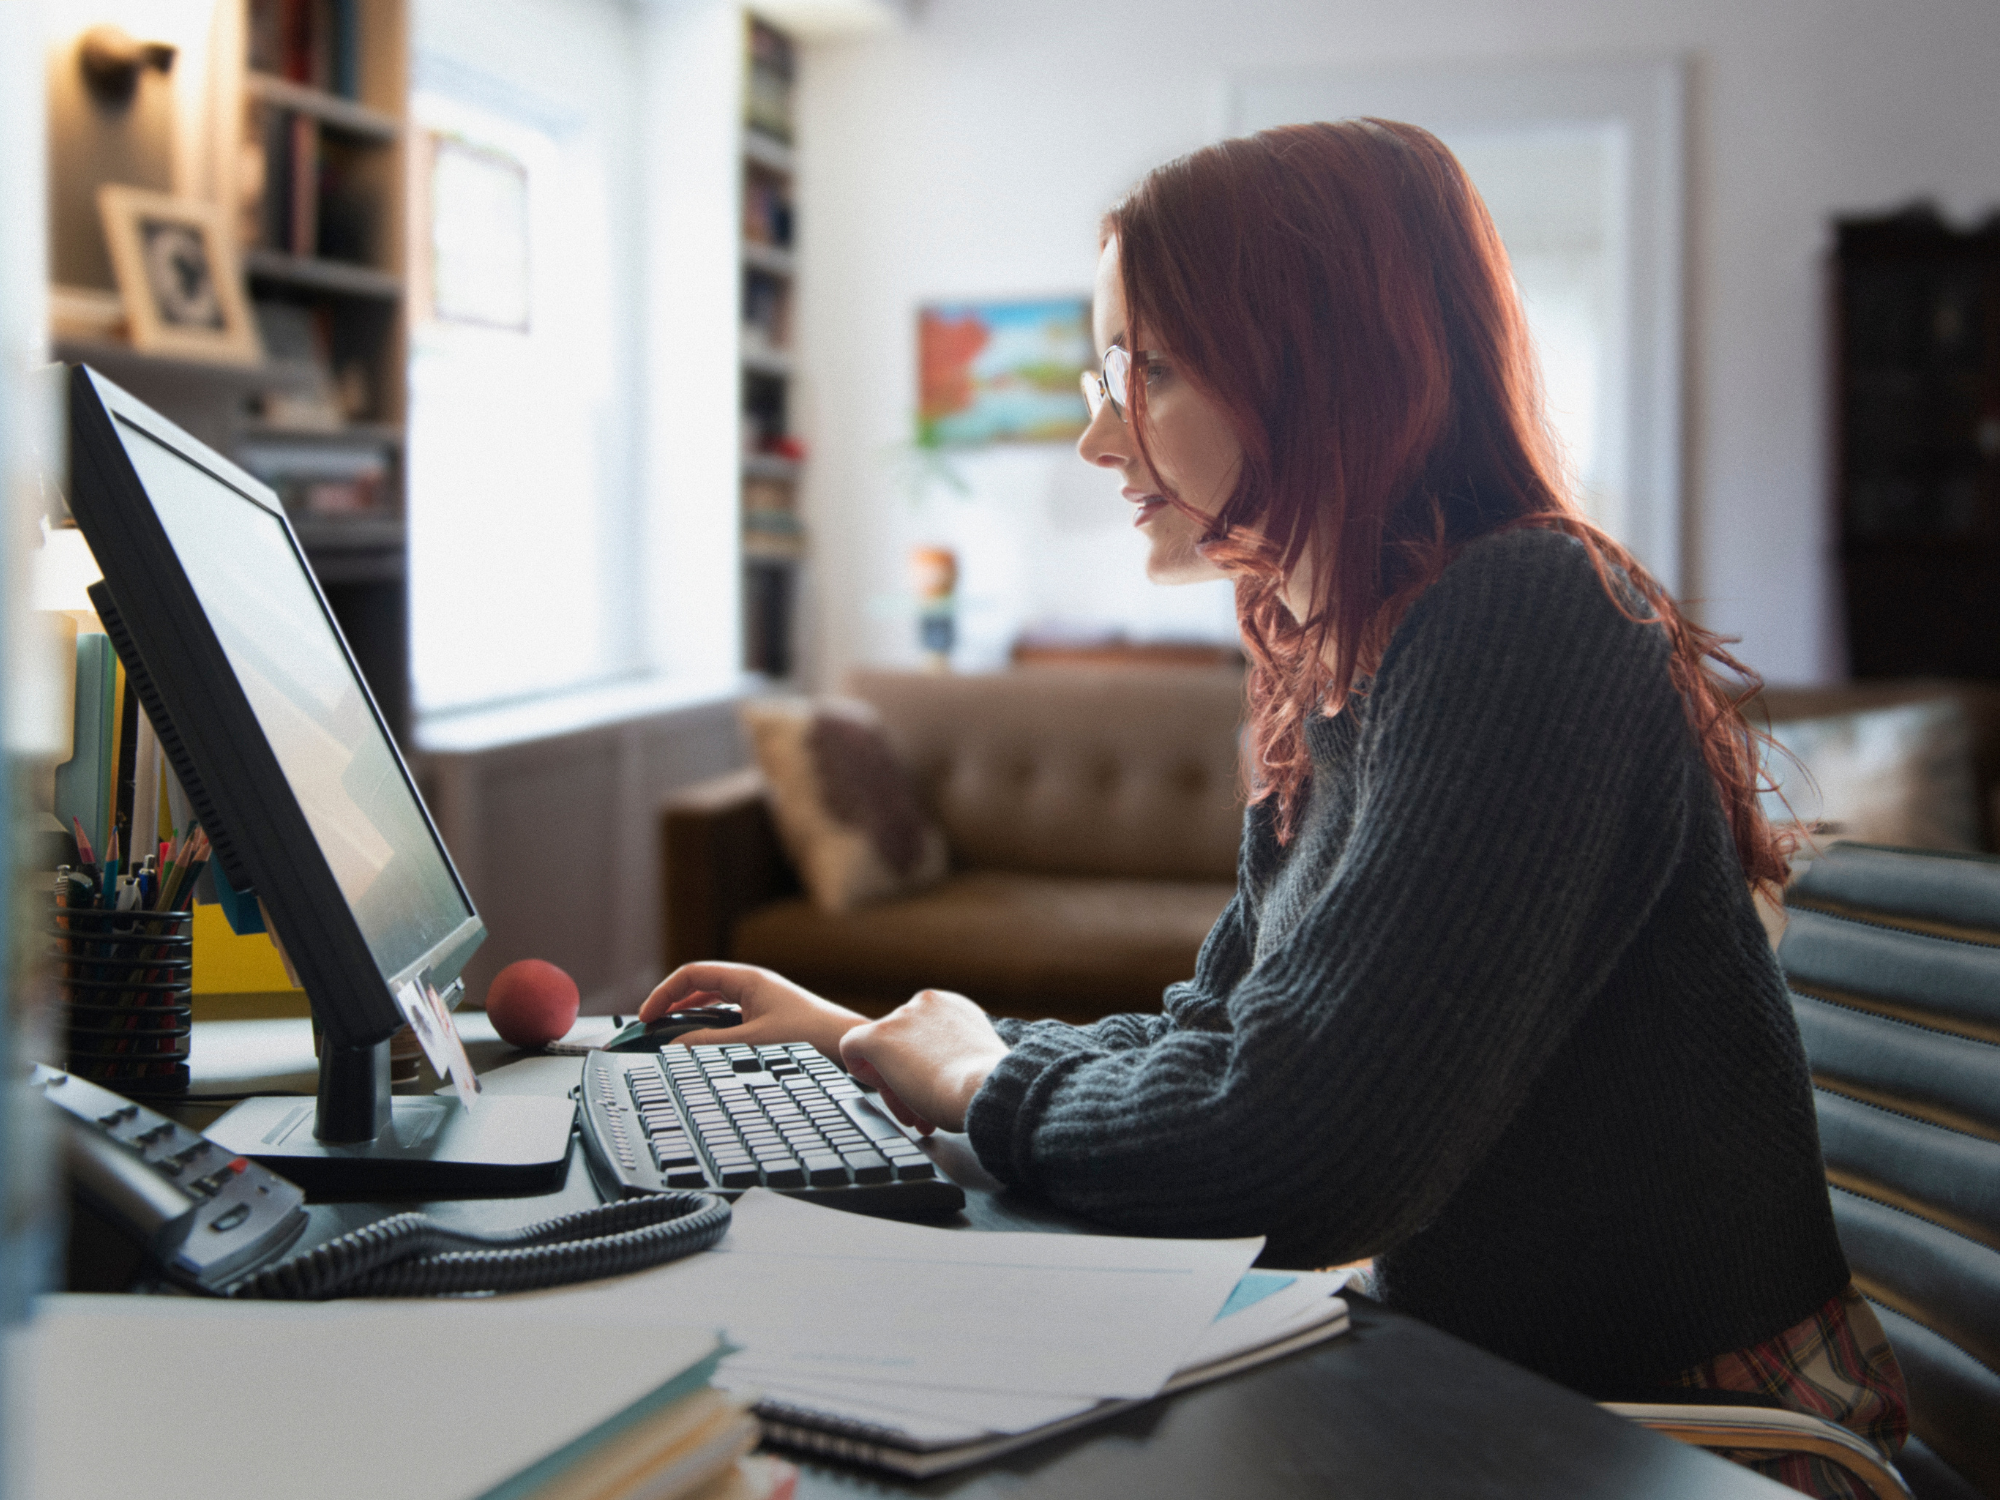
485,959,580,1049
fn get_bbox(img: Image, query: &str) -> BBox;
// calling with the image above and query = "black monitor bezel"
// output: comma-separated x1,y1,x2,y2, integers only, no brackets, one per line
65,364,484,1051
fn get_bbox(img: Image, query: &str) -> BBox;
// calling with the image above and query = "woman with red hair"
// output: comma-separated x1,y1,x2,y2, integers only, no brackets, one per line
645,121,1902,1495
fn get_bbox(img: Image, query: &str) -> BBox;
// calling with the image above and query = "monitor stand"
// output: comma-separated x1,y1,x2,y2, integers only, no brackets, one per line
205,1037,575,1198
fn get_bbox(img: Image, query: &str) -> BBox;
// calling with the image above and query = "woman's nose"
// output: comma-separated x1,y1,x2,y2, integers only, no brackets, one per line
1076,398,1127,469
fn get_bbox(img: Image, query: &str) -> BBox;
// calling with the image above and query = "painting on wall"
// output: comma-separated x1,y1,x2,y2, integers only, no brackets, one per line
917,297,1091,447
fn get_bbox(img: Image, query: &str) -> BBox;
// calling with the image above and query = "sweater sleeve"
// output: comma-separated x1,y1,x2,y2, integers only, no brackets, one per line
962,531,1698,1262
988,831,1261,1052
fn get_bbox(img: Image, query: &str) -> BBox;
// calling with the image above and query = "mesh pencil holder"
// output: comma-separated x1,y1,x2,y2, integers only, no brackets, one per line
53,907,194,1096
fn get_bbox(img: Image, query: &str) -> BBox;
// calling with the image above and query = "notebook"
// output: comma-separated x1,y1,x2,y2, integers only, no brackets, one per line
737,1267,1354,1477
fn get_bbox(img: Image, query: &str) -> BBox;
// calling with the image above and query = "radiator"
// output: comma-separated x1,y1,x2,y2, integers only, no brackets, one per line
414,685,748,1016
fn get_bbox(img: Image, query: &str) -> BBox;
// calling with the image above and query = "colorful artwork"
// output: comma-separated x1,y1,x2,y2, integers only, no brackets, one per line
917,298,1092,447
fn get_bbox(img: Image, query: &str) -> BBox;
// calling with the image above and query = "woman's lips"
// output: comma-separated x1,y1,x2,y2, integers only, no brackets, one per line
1125,490,1167,526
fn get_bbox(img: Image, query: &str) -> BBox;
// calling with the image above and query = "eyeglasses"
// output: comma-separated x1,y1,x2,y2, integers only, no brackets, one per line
1081,344,1134,424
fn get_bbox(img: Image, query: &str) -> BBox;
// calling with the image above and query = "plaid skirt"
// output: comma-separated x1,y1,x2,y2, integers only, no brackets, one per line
1668,1283,1909,1499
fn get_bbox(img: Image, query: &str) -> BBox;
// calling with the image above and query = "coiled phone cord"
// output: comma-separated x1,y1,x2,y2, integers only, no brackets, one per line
225,1192,731,1299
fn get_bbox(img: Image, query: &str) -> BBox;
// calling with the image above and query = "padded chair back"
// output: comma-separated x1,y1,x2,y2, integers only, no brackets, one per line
1778,843,2000,1500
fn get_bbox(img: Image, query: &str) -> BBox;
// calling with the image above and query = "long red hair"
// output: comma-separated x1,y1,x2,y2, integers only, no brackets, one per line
1106,119,1788,892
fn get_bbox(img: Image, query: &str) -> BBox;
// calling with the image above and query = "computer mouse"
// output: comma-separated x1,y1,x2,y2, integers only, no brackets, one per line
602,1006,744,1052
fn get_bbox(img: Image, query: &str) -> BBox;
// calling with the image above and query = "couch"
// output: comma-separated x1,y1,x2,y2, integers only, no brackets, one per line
660,667,1246,1023
660,669,2000,1024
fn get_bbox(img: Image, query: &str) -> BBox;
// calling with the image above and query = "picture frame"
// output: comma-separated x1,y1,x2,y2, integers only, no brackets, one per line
917,297,1092,447
97,185,262,365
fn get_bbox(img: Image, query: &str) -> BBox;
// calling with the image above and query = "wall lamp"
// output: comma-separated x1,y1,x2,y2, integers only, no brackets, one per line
78,23,177,106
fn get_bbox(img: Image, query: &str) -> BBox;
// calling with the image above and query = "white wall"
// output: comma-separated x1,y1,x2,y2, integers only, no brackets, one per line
791,0,2000,688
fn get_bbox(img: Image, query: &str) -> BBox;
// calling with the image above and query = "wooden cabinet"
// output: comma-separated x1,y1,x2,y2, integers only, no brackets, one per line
1834,208,2000,679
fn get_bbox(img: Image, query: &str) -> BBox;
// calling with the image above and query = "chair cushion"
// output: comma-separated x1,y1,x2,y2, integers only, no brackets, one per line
728,870,1234,1021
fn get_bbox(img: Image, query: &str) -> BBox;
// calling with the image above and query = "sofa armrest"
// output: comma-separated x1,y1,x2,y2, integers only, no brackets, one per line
660,767,799,972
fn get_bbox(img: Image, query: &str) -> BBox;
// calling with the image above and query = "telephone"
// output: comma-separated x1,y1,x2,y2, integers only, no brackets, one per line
37,1063,309,1293
34,1065,733,1298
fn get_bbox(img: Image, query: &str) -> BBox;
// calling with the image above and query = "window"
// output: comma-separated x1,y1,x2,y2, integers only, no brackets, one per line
1229,58,1685,590
407,71,640,715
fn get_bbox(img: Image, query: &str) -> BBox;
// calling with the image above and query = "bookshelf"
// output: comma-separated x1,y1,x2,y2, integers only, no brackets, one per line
225,0,411,741
1833,207,2000,679
741,14,804,680
52,1,412,744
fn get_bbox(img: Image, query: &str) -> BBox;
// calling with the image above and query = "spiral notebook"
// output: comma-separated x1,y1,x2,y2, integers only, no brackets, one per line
735,1268,1354,1478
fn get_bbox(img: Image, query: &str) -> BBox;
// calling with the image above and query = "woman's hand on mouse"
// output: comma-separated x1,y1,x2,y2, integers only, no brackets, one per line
640,962,867,1059
839,989,1010,1135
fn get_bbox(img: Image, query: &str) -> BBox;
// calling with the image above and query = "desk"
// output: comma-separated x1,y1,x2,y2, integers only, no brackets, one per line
173,1020,1788,1499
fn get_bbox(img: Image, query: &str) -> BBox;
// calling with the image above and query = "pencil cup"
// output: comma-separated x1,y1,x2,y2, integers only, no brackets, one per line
53,907,194,1096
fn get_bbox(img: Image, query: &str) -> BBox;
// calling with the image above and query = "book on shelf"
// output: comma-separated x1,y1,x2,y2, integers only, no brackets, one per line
288,112,318,257
249,0,361,98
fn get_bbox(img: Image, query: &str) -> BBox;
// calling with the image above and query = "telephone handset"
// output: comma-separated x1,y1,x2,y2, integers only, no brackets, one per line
35,1064,733,1298
35,1064,310,1293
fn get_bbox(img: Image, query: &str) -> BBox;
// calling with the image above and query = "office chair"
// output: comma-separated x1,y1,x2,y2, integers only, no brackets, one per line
1610,841,2000,1500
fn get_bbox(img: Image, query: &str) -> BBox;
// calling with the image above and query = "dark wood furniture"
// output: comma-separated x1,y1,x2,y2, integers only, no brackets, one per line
156,1018,1787,1498
1833,206,2000,681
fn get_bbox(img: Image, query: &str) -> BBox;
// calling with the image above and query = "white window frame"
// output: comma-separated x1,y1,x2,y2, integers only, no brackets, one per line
1224,58,1686,593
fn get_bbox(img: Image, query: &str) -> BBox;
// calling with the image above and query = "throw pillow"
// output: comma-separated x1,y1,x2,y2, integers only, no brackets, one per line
740,697,949,913
1759,696,1981,853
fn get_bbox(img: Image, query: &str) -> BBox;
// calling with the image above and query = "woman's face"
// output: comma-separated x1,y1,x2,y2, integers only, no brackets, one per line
1078,239,1237,585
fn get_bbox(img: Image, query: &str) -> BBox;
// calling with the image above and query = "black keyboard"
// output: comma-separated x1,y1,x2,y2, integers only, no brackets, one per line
579,1041,966,1220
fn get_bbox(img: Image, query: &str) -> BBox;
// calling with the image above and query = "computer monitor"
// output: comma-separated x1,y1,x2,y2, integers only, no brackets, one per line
65,365,573,1195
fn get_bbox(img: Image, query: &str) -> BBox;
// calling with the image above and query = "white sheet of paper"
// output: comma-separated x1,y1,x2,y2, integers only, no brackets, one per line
516,1189,1262,1400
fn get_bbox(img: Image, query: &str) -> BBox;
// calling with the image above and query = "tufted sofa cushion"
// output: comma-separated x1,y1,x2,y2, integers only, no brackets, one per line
846,666,1244,882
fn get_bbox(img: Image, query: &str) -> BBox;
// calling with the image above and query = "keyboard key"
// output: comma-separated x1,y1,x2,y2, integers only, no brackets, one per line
843,1150,893,1184
719,1164,762,1187
891,1157,936,1181
762,1161,806,1187
800,1152,849,1186
664,1166,710,1187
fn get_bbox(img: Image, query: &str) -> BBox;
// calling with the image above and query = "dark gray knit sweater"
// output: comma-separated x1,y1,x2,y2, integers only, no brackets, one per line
964,527,1849,1396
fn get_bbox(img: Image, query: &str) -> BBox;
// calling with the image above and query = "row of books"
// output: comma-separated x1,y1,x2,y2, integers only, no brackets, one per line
248,0,362,98
743,269,789,353
746,18,795,144
744,177,794,249
241,105,378,262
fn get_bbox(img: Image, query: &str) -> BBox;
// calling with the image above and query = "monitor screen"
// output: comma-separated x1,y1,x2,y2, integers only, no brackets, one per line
113,416,472,985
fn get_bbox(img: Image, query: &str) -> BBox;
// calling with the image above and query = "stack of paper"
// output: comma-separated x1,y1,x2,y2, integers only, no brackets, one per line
537,1190,1351,1477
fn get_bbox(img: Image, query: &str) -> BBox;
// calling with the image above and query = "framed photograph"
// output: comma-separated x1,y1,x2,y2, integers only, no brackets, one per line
918,297,1092,447
97,185,262,365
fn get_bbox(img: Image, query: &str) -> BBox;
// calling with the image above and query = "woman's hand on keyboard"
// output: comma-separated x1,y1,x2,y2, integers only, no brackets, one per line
640,962,867,1061
839,989,1011,1135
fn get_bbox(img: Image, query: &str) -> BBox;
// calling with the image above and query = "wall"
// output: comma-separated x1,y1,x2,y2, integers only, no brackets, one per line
792,0,2000,688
